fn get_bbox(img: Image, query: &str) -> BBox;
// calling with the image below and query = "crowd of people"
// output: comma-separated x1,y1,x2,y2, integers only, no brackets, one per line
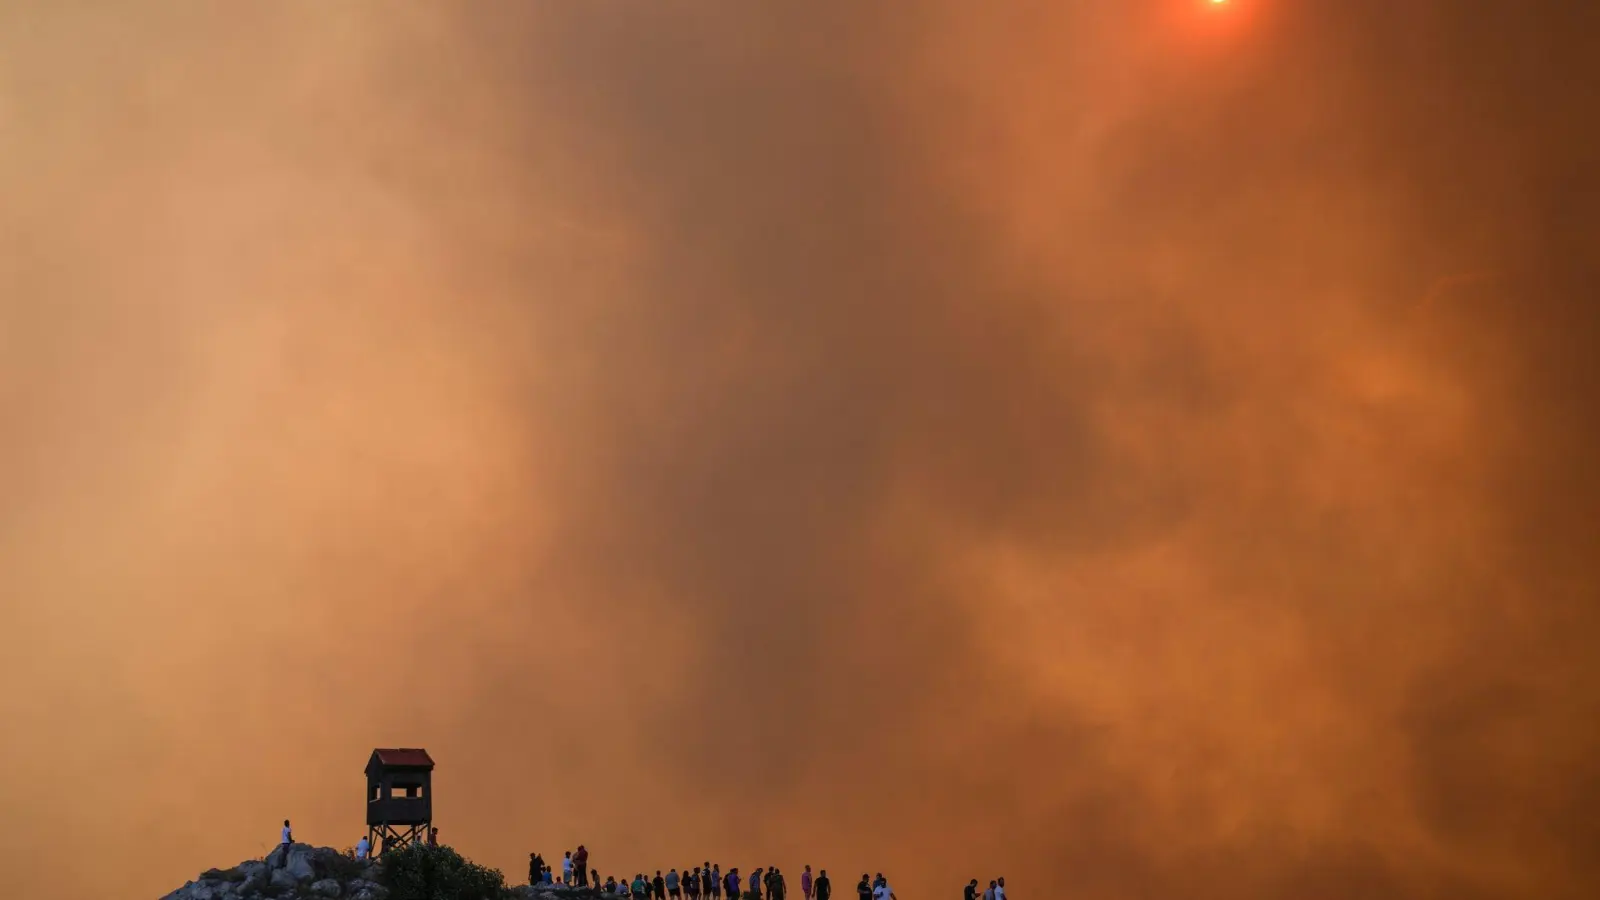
963,878,1010,900
525,853,842,900
526,848,1011,900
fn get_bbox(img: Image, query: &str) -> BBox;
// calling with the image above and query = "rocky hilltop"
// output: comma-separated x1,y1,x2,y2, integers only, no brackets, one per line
160,843,574,900
160,844,386,900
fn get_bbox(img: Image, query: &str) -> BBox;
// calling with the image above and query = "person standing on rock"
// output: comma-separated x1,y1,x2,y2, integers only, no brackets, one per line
709,864,721,900
994,877,1007,900
428,827,438,847
856,874,872,900
355,835,370,861
655,870,668,900
814,870,830,900
575,845,591,887
563,851,575,885
773,868,787,900
277,820,294,868
981,879,996,900
801,866,813,900
668,868,682,900
726,867,741,900
963,878,978,900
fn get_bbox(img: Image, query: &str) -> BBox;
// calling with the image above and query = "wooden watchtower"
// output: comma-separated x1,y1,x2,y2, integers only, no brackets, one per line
366,748,434,854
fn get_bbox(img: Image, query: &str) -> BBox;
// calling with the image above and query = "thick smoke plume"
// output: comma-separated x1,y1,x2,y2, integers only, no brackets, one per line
2,2,1596,899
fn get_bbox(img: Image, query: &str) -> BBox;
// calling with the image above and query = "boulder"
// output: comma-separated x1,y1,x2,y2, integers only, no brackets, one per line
311,877,343,897
310,846,346,871
239,861,267,879
291,847,322,881
272,867,301,890
264,842,319,881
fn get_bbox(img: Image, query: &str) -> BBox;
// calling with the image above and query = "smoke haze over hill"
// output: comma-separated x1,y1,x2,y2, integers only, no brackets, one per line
2,2,1597,899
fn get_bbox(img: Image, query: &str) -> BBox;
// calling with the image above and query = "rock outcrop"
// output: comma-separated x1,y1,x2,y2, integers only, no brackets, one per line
161,844,385,900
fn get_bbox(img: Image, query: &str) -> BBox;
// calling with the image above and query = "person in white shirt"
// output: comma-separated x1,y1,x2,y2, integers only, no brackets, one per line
276,820,293,869
564,852,575,883
994,879,1007,900
872,880,894,900
355,836,370,860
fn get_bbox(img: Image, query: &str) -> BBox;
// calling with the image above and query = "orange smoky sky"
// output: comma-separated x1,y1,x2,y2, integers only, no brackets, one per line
2,2,1597,899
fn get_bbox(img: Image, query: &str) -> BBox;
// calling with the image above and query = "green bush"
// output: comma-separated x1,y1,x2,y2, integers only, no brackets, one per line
379,844,506,900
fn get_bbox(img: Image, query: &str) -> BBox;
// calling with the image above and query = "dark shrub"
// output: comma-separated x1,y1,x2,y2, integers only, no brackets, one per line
321,849,369,882
379,844,507,900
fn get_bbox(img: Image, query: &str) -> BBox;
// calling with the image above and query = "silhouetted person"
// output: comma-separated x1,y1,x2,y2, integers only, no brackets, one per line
576,845,591,887
428,827,438,847
655,871,668,899
856,875,871,900
709,865,721,899
801,866,813,900
277,820,293,868
772,868,786,900
983,879,997,900
964,879,978,900
726,868,741,900
815,871,830,900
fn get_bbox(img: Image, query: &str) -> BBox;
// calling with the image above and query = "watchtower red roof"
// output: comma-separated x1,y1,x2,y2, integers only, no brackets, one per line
371,748,434,768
